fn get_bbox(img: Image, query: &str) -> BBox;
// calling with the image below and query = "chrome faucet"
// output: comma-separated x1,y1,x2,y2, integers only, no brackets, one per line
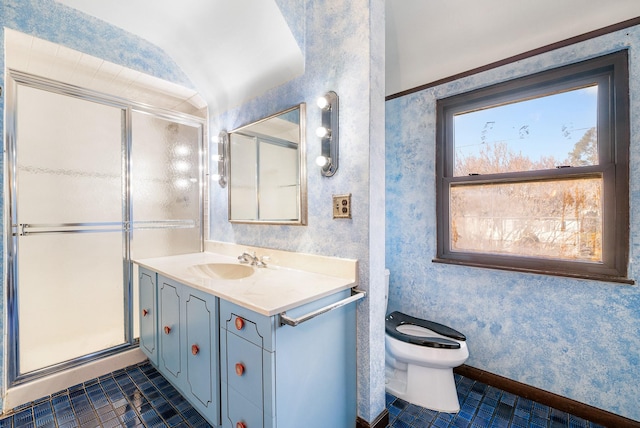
238,251,268,268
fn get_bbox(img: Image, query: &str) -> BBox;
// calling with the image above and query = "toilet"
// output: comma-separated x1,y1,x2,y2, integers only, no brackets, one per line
384,270,469,413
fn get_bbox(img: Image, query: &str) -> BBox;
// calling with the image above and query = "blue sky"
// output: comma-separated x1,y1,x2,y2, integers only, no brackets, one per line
454,85,598,166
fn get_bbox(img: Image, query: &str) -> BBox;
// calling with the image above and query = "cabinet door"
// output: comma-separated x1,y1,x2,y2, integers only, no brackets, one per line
159,279,181,381
185,291,220,425
138,269,157,365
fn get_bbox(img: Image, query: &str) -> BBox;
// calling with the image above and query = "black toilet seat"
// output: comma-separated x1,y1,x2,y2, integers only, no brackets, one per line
385,311,466,349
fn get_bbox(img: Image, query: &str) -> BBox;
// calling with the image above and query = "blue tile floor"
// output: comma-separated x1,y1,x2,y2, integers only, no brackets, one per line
0,362,209,428
386,373,605,428
0,361,605,427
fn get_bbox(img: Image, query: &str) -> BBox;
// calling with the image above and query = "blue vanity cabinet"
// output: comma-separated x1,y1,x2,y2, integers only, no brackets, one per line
140,272,221,427
138,268,158,365
138,263,356,428
220,289,357,428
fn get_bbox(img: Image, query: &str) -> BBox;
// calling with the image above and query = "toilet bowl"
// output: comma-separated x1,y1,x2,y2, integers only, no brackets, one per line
384,271,469,413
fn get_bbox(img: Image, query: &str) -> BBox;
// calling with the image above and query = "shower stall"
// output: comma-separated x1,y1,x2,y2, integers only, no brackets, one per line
4,70,205,387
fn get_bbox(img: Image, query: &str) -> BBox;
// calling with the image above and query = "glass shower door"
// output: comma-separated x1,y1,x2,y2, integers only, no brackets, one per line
12,84,126,377
128,112,203,341
129,111,202,260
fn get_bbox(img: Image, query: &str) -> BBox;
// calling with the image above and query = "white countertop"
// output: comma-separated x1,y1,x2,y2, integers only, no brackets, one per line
135,251,358,316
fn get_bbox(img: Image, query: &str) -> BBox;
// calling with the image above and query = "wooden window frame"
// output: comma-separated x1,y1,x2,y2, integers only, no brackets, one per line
435,51,631,283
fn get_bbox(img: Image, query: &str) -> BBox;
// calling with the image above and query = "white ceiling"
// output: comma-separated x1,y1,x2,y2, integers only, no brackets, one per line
55,0,304,113
386,0,640,95
55,0,640,107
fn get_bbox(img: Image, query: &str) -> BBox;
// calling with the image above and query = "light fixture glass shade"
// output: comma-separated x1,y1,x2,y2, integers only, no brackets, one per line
315,126,330,138
316,96,330,110
315,155,330,167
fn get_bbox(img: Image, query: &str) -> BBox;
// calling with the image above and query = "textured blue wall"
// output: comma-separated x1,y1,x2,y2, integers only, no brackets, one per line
209,0,387,422
0,0,192,412
386,25,640,421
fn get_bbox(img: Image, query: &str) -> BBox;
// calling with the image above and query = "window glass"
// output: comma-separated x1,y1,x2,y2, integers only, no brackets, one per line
453,86,598,176
450,177,602,261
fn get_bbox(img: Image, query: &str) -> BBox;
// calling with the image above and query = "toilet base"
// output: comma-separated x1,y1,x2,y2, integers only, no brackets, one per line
385,363,461,413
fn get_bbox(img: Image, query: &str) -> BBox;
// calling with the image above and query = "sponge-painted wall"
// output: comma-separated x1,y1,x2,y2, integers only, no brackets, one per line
386,25,640,421
209,0,387,422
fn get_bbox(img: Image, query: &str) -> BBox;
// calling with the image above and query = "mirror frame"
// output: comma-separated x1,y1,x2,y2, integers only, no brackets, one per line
227,103,307,225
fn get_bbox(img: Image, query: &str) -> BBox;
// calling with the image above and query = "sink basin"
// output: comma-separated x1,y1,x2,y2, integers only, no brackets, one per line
188,263,255,280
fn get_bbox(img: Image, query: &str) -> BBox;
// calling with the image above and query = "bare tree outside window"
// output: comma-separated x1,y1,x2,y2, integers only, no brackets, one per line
451,129,601,261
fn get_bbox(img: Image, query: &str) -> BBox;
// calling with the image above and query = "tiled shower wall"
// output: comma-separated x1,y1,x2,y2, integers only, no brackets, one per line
385,24,640,422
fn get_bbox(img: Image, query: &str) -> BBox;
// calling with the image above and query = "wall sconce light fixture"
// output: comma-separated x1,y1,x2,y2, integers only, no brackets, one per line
213,131,228,188
315,91,339,177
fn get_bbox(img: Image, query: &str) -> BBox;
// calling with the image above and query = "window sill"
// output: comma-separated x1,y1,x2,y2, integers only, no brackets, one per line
431,258,635,285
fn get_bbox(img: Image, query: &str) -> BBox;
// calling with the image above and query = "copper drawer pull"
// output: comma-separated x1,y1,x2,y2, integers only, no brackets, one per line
235,317,245,330
191,344,199,355
235,363,245,376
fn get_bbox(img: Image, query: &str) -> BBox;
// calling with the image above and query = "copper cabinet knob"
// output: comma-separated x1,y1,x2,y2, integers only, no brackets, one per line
235,317,245,330
236,422,246,428
142,309,149,317
235,363,245,376
191,344,199,355
164,326,171,335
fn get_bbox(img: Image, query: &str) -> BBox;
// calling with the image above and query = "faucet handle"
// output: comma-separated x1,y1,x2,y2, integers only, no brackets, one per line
238,251,252,263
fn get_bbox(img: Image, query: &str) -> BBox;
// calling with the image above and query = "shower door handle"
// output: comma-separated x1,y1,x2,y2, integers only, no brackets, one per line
17,222,123,236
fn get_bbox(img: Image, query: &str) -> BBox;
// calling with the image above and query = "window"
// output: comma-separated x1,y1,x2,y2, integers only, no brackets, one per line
435,51,630,282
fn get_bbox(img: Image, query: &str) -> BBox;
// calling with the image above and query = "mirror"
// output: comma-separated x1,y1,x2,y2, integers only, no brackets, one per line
228,104,307,224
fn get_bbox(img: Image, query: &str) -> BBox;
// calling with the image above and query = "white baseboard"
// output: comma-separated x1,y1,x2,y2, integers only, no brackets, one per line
3,348,147,413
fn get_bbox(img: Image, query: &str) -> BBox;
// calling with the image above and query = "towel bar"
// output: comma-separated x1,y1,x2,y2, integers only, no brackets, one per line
279,288,366,327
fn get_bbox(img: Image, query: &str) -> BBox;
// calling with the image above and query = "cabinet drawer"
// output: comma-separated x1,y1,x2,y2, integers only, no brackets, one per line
226,331,263,409
226,386,263,428
220,300,273,350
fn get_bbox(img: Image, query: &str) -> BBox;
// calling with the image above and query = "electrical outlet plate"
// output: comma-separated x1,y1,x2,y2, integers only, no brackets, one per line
333,194,351,219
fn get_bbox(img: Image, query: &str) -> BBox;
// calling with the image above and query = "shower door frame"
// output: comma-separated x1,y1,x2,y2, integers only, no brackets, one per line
4,69,206,387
